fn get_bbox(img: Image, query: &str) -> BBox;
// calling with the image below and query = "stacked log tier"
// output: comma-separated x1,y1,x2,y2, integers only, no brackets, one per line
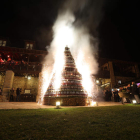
44,96,87,106
44,47,87,106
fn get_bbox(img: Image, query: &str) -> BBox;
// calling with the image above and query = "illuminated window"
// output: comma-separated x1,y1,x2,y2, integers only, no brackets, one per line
118,80,121,84
26,44,29,49
0,40,6,46
26,43,33,49
30,44,33,49
3,41,6,46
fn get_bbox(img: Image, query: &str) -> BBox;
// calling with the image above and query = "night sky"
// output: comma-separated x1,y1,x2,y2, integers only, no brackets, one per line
0,0,140,62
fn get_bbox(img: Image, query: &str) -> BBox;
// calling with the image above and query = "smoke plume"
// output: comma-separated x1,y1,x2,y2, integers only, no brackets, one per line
39,0,104,101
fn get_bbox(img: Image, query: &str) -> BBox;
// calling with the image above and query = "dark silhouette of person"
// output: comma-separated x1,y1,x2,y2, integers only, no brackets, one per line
16,88,21,102
105,90,112,101
114,90,119,102
10,88,14,101
108,90,112,101
105,90,109,101
127,84,131,93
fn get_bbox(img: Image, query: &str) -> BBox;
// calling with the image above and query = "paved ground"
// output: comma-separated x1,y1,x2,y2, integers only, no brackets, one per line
0,102,123,109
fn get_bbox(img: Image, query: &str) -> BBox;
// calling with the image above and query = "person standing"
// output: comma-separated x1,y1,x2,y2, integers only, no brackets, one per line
10,88,14,101
132,82,140,104
105,90,109,101
115,89,120,102
108,90,112,101
16,88,21,102
127,84,131,93
113,90,117,102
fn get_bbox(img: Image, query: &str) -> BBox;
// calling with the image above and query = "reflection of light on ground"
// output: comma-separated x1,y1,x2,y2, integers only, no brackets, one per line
132,100,136,104
90,101,97,106
56,101,60,106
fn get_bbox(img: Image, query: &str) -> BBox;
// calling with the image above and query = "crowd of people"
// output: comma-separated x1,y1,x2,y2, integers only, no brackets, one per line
9,88,22,102
120,82,140,104
1,81,140,104
104,89,120,102
104,81,140,104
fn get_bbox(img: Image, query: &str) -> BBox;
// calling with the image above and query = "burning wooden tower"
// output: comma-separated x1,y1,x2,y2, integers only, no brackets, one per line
43,46,88,106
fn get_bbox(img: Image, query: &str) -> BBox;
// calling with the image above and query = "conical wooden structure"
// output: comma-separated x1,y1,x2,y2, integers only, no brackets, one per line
44,46,88,106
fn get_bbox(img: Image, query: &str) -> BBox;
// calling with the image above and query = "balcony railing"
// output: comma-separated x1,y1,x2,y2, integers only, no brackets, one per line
0,62,42,74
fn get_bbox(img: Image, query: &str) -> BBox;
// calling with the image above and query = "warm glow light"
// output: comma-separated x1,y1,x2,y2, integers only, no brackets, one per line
28,76,31,80
54,26,74,47
96,80,99,83
52,14,74,48
132,100,136,104
91,101,97,106
56,101,60,106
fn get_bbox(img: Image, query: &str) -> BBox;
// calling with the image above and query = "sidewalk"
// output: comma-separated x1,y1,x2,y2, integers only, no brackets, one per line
0,101,122,109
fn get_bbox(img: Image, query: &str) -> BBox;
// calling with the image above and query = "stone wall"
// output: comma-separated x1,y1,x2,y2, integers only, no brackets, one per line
0,75,6,101
2,70,14,101
36,72,43,103
0,75,5,89
44,96,87,106
12,76,39,96
0,74,39,102
0,95,2,102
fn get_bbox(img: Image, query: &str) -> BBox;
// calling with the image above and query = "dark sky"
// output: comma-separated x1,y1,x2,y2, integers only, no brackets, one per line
98,0,140,62
0,0,140,62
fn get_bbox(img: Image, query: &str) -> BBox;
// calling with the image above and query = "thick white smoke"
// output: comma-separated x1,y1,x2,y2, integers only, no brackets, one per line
39,0,104,102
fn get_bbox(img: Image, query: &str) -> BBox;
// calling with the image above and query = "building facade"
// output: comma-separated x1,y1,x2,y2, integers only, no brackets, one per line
96,58,140,90
0,39,47,101
0,38,140,102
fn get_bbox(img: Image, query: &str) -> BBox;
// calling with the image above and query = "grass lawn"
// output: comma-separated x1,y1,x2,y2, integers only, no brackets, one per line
0,105,140,140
